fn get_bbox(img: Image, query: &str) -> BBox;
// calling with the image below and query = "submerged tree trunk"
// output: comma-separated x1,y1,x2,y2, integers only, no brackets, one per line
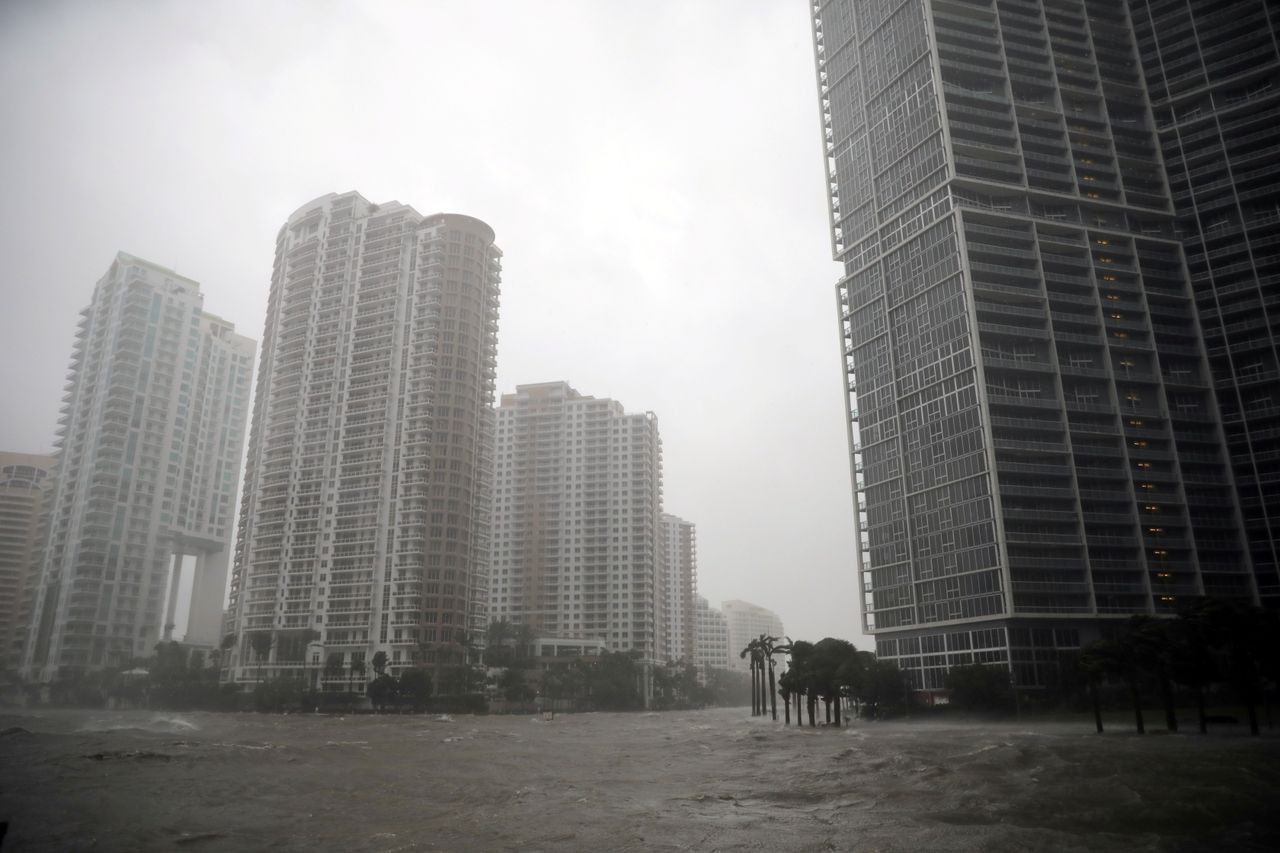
756,660,764,717
1090,679,1104,734
807,693,816,727
767,661,777,722
1129,680,1145,734
783,694,790,725
1246,697,1259,736
749,661,758,716
1195,684,1207,734
1159,675,1177,733
834,695,842,727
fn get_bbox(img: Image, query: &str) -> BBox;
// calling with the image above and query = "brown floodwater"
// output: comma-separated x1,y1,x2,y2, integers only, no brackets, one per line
1,707,1277,851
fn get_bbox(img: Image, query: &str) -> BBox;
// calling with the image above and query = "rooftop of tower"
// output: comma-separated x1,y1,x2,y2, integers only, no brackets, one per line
285,191,496,244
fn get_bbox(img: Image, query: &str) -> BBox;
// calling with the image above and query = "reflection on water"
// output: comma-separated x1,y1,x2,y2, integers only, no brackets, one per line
1,708,1277,851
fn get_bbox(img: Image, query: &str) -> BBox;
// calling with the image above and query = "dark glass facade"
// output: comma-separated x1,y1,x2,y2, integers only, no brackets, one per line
811,0,1267,690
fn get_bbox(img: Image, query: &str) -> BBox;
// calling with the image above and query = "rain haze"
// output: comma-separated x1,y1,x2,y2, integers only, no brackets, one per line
0,1,860,646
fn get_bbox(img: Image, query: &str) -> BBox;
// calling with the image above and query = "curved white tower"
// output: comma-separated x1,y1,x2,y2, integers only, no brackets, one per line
226,192,501,689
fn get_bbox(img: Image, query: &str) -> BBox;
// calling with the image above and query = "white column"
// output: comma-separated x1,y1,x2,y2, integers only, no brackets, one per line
163,553,184,641
185,550,229,646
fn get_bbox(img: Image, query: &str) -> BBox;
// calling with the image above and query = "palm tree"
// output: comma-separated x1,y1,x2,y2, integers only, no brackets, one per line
1080,644,1106,734
1127,615,1178,732
1084,637,1144,734
348,657,366,695
760,635,782,721
739,638,761,716
324,653,345,693
248,631,273,684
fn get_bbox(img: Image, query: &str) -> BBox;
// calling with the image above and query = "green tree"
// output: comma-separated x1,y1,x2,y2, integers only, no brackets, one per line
811,638,859,726
586,651,644,711
348,656,366,694
1127,615,1178,732
371,650,389,677
399,668,433,711
944,663,1013,714
248,631,274,683
856,660,906,719
739,637,761,716
324,653,345,689
367,674,398,712
1083,637,1144,734
499,666,535,703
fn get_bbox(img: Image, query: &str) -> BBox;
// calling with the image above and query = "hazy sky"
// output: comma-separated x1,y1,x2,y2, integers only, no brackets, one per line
0,0,863,647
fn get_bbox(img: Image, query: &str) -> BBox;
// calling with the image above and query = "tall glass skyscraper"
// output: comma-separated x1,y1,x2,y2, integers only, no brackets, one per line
23,254,254,682
810,0,1271,691
1129,0,1280,607
224,192,501,689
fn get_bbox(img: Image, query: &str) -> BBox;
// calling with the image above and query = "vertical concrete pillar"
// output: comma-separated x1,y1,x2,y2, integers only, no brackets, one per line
185,550,229,647
163,552,184,641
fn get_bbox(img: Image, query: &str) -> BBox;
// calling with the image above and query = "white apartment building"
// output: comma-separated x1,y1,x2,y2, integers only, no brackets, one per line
0,453,55,676
722,599,785,673
23,254,254,681
225,192,501,687
660,513,696,664
692,594,732,676
491,382,663,660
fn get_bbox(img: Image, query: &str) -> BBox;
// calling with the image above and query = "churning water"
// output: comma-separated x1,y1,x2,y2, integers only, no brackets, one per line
1,708,1277,851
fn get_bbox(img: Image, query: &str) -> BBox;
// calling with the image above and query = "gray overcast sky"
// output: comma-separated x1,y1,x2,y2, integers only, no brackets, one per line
0,0,863,648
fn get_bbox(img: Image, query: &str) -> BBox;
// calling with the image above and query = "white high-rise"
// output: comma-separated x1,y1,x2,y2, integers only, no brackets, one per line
0,452,55,676
491,382,663,660
225,192,501,687
693,595,732,675
660,514,696,664
23,254,254,681
722,599,785,673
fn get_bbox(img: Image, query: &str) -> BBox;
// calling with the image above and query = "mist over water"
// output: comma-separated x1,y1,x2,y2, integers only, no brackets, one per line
2,708,1277,852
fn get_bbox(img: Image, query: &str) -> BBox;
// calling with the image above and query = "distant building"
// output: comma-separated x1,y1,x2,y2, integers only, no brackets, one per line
224,192,502,688
0,452,55,677
722,599,785,672
809,0,1269,692
23,254,254,682
491,382,664,661
692,595,731,676
660,514,697,664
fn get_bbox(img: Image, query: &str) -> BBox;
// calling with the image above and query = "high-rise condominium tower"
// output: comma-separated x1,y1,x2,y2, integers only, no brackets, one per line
722,599,785,673
23,254,254,682
693,595,732,675
0,452,54,676
491,382,663,659
1129,0,1280,606
660,514,697,664
225,192,501,687
811,0,1261,690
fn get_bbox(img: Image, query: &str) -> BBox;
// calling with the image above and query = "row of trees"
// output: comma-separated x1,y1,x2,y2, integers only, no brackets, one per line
1082,598,1279,736
740,634,909,726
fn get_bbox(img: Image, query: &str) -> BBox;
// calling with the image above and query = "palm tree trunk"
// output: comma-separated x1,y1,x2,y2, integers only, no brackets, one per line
750,661,759,716
1090,678,1103,734
1129,679,1145,734
758,660,768,719
767,660,777,721
1159,674,1177,732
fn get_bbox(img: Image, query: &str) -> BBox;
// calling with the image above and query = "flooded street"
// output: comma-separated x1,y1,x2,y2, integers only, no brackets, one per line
1,707,1277,852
